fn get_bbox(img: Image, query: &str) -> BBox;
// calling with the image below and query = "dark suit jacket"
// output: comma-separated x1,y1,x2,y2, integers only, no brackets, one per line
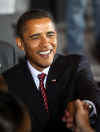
2,54,97,131
0,41,17,74
96,113,100,132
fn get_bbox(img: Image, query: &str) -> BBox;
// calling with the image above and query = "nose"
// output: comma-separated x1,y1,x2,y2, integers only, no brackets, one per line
41,34,48,43
40,34,49,47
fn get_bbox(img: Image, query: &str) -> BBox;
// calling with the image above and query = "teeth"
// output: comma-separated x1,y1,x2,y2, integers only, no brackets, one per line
39,50,50,55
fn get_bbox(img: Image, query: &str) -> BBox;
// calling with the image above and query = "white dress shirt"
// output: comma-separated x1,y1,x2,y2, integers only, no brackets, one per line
27,61,50,90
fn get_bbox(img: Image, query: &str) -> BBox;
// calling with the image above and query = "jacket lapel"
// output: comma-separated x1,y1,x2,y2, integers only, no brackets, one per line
46,60,59,117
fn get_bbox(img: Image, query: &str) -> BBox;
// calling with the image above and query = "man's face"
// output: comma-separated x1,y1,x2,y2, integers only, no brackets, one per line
17,18,57,71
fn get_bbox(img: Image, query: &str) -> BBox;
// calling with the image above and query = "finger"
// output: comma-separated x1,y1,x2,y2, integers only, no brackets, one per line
83,102,89,111
75,99,85,111
65,118,74,128
62,111,72,122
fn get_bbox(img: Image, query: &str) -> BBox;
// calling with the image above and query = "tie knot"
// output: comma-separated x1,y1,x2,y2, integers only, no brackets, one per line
38,73,46,81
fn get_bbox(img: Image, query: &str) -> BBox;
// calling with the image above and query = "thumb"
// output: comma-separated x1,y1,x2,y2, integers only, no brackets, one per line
75,99,84,112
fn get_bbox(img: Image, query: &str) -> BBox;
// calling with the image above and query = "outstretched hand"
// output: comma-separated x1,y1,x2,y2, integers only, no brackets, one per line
62,99,95,132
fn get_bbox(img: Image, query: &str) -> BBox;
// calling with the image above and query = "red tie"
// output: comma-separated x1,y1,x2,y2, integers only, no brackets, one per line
38,73,48,112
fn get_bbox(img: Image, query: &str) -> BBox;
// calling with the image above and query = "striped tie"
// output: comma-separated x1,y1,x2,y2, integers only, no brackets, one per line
38,73,48,112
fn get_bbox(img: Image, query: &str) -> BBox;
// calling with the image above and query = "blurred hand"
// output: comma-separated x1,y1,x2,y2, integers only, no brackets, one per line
74,99,90,132
62,101,75,129
62,99,95,132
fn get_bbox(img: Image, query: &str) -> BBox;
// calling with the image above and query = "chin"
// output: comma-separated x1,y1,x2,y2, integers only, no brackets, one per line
42,63,51,68
40,62,52,68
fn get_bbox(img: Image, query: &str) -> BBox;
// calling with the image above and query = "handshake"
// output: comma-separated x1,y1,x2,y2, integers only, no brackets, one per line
62,99,96,132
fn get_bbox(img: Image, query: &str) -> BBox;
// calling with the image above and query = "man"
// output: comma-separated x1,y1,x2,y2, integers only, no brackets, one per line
0,91,31,132
0,41,17,74
0,9,98,131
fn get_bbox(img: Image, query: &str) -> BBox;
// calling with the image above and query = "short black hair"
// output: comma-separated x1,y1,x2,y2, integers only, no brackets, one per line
15,9,56,38
0,91,31,132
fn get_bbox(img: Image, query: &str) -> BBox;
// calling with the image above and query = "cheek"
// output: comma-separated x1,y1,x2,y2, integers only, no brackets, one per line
51,38,57,47
54,38,57,43
54,38,57,46
24,42,39,52
54,41,57,50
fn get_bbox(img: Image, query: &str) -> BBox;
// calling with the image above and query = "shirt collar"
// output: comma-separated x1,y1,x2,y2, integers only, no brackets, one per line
27,60,50,78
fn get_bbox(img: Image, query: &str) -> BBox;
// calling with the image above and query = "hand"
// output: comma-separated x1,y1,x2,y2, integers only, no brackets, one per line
62,100,76,130
74,99,90,132
62,99,95,132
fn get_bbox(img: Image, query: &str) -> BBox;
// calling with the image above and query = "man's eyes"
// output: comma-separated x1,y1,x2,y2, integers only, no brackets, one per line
31,36,39,40
29,32,56,40
29,34,40,40
47,32,56,37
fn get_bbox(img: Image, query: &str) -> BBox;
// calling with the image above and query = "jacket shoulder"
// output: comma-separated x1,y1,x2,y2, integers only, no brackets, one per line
54,54,88,66
2,60,26,79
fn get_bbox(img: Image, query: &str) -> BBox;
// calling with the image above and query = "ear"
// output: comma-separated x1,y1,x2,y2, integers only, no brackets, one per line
16,37,24,51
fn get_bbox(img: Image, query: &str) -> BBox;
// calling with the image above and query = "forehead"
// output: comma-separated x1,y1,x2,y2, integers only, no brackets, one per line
24,18,56,33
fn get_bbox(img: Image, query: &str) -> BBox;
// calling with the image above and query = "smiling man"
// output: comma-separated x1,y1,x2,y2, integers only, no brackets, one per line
0,9,98,132
16,15,57,71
